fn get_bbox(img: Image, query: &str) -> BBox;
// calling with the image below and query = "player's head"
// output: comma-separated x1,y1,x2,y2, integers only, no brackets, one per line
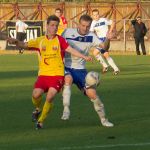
78,14,93,35
92,9,100,21
136,16,142,23
46,15,60,36
55,8,63,18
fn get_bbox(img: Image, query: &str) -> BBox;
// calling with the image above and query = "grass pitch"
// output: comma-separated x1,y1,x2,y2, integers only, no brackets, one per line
0,54,150,150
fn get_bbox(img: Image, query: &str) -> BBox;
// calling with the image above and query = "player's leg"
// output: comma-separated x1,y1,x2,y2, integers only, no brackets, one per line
140,38,146,55
93,48,108,73
135,38,140,55
37,87,57,129
36,76,64,129
103,51,120,75
16,32,23,54
61,74,73,120
32,88,44,122
85,88,114,127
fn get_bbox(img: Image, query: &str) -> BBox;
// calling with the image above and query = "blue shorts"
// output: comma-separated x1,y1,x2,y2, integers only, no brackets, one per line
97,37,108,54
65,67,87,90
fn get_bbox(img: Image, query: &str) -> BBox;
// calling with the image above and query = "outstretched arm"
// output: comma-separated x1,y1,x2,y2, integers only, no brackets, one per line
7,38,28,49
109,20,115,33
0,31,28,49
65,46,93,62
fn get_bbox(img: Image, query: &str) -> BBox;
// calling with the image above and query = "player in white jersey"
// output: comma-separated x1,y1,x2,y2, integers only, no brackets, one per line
16,17,28,54
90,9,119,75
61,14,114,127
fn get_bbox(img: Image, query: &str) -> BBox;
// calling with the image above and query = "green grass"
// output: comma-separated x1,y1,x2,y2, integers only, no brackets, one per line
0,54,150,150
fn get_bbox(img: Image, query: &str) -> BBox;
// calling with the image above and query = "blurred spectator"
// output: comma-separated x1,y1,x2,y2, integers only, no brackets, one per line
131,16,147,55
16,17,28,54
55,8,67,35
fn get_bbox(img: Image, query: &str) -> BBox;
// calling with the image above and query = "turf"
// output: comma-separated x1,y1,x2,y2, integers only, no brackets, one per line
0,54,150,150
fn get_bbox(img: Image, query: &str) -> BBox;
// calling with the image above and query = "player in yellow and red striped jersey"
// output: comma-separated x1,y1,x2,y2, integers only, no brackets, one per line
7,15,92,129
55,8,68,35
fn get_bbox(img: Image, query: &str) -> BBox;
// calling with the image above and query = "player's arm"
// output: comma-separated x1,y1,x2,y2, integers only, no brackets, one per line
131,19,136,25
109,20,115,33
16,25,18,32
7,38,28,49
107,19,115,39
65,46,92,62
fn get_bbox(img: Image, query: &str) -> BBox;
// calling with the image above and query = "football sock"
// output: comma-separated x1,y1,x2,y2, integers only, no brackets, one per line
38,101,53,123
95,54,108,68
62,85,71,112
91,96,106,121
32,96,42,110
106,57,119,72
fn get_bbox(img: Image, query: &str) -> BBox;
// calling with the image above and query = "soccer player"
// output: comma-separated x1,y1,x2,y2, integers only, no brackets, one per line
90,9,120,75
7,15,92,129
55,8,68,35
16,17,28,54
61,14,114,127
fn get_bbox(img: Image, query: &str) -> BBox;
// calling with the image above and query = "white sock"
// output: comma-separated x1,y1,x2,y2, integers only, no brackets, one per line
95,54,108,68
106,57,119,72
91,97,106,121
62,85,71,112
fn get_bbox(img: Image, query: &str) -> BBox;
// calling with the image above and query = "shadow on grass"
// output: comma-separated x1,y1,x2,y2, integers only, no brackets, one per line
0,70,37,79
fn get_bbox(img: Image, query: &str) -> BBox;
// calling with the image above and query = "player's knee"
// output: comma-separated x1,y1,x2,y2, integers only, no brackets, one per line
103,52,109,58
64,75,73,85
86,88,97,99
32,90,42,99
93,49,100,56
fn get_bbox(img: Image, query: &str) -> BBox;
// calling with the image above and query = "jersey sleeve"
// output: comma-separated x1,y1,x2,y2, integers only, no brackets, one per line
57,35,69,50
27,38,40,51
106,19,112,25
131,20,136,26
16,21,19,27
61,16,67,25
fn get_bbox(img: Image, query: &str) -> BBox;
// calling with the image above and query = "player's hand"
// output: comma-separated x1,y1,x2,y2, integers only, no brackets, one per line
84,56,93,62
7,38,18,45
106,31,115,39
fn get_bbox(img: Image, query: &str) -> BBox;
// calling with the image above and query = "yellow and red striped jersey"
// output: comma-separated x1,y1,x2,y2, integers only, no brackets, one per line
57,16,67,35
28,35,69,76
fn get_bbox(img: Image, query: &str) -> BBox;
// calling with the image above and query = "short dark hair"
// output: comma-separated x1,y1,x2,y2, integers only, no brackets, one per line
136,16,141,20
79,14,93,23
92,9,99,14
47,15,60,24
55,8,63,13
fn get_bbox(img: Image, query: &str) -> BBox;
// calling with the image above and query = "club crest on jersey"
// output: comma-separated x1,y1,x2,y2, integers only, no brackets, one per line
52,46,58,51
42,45,46,51
79,37,82,41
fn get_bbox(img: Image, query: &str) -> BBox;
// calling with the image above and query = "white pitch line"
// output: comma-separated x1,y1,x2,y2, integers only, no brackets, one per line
59,142,150,150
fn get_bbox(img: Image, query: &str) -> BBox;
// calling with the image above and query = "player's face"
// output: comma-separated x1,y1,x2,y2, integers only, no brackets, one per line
78,20,91,35
137,19,141,23
47,21,59,36
92,11,99,21
55,10,62,17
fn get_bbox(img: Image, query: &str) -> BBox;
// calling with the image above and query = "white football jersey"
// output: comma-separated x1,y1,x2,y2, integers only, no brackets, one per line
62,28,102,69
90,18,112,38
16,20,28,33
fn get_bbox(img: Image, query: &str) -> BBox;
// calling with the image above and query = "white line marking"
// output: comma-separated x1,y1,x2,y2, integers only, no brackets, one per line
59,142,150,150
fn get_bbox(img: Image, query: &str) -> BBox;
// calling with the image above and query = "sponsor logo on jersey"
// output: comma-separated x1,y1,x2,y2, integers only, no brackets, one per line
52,46,58,51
